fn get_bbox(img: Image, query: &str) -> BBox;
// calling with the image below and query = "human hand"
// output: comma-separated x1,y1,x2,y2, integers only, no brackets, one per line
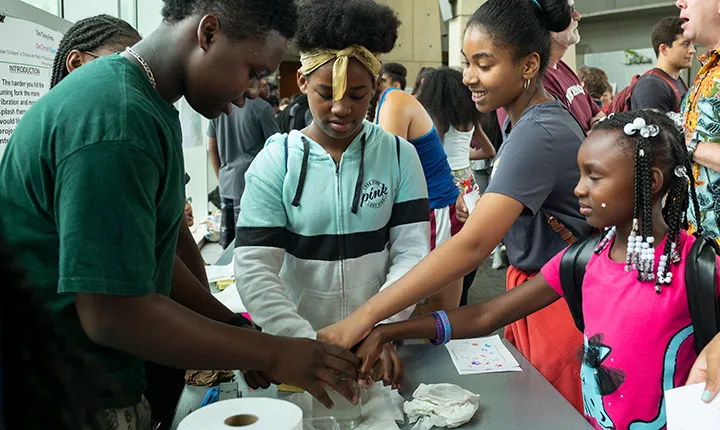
687,333,720,402
184,201,194,227
354,327,388,386
242,370,278,390
318,317,373,350
268,337,361,408
377,343,404,389
455,193,469,223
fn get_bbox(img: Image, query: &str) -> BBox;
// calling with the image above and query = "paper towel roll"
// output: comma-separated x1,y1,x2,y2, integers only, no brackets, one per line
178,398,303,430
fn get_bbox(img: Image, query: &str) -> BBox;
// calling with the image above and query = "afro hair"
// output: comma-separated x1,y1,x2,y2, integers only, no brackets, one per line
293,0,400,54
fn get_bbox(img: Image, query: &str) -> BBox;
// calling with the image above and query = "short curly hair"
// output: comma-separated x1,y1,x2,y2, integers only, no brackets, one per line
652,17,685,57
416,67,481,134
578,66,610,100
161,0,298,41
382,63,407,89
293,0,400,54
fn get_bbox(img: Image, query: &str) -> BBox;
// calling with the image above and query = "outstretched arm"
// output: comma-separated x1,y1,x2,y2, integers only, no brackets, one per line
469,123,496,161
355,274,561,377
319,193,524,348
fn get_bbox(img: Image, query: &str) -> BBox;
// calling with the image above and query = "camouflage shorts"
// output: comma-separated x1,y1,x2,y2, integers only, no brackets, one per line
102,395,152,430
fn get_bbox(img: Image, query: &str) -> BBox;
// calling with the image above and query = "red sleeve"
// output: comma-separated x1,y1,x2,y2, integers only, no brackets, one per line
540,247,569,297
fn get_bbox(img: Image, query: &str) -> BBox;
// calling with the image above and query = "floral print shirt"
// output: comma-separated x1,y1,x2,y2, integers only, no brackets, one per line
683,49,720,239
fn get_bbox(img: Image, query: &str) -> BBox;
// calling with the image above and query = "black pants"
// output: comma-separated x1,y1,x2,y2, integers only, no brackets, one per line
460,268,478,306
144,362,186,430
220,198,241,249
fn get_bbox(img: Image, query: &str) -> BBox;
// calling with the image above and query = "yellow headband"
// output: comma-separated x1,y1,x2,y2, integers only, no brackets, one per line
299,45,382,102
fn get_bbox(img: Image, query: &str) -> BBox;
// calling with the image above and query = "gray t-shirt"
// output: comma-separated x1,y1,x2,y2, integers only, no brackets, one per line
630,68,688,113
486,101,592,272
208,98,279,200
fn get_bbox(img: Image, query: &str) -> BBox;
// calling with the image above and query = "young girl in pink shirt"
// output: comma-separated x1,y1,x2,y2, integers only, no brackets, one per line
355,109,720,429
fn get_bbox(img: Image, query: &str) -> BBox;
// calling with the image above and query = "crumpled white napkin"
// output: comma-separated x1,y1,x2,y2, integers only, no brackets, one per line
403,383,480,430
356,382,405,429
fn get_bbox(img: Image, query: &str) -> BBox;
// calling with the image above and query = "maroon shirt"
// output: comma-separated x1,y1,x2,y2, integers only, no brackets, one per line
496,61,600,132
542,60,600,132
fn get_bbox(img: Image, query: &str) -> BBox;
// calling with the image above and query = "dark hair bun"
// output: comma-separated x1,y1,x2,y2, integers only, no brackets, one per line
468,0,572,74
538,0,573,33
383,63,407,78
294,0,400,54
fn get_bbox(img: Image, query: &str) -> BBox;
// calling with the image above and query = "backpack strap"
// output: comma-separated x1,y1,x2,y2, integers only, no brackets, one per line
645,69,683,112
559,235,602,333
685,236,720,355
284,134,289,174
544,211,579,246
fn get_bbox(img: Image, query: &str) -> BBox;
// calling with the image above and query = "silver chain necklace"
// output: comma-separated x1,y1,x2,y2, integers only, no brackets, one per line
125,47,157,90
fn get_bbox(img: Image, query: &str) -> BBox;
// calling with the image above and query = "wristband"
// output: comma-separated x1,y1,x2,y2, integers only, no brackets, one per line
429,311,452,345
437,310,452,344
429,312,445,345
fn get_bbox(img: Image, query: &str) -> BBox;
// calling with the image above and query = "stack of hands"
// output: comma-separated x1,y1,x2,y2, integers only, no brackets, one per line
318,318,402,390
315,313,720,406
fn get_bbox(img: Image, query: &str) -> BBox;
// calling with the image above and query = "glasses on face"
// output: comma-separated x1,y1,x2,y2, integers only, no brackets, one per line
83,49,125,59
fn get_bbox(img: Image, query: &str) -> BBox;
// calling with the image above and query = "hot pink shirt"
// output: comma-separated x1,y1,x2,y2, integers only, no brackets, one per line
541,230,720,430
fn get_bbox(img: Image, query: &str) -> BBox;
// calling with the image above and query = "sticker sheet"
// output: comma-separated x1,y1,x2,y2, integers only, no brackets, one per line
445,335,522,375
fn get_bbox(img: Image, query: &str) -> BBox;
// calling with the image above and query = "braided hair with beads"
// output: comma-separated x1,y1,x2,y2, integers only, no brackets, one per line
592,110,701,293
50,15,140,88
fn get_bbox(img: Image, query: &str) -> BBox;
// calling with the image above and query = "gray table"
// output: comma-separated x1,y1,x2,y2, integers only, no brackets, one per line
396,343,590,429
172,340,590,429
182,240,591,429
214,239,234,266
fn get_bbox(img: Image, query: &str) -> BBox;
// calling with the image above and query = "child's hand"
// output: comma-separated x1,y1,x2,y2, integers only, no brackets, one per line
687,333,720,402
267,337,361,408
354,328,388,386
455,193,469,223
242,370,278,390
318,317,373,350
378,342,404,389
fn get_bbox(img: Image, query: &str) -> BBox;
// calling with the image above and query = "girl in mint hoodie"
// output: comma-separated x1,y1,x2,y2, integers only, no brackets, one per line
234,0,430,388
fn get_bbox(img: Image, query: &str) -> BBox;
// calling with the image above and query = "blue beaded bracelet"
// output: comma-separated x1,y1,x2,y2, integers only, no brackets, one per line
429,311,453,346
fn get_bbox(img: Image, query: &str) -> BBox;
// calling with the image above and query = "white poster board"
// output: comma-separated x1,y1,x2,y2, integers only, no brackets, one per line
0,15,62,159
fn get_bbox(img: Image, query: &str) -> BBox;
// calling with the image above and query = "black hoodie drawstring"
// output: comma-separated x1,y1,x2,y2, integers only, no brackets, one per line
292,137,311,207
350,134,366,214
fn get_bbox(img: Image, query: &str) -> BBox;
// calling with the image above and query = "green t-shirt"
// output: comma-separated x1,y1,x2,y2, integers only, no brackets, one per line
0,55,184,408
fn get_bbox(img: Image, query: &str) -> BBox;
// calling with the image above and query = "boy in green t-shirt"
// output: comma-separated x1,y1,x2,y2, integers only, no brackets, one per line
0,0,359,426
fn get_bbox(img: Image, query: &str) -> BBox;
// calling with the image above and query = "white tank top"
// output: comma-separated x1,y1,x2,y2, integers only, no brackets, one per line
443,125,474,171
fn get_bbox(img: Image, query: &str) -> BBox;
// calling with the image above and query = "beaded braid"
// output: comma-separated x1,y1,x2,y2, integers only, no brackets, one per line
637,134,656,282
50,14,140,88
594,110,696,293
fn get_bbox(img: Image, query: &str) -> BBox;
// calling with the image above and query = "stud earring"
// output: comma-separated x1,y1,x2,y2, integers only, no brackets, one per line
601,203,607,208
